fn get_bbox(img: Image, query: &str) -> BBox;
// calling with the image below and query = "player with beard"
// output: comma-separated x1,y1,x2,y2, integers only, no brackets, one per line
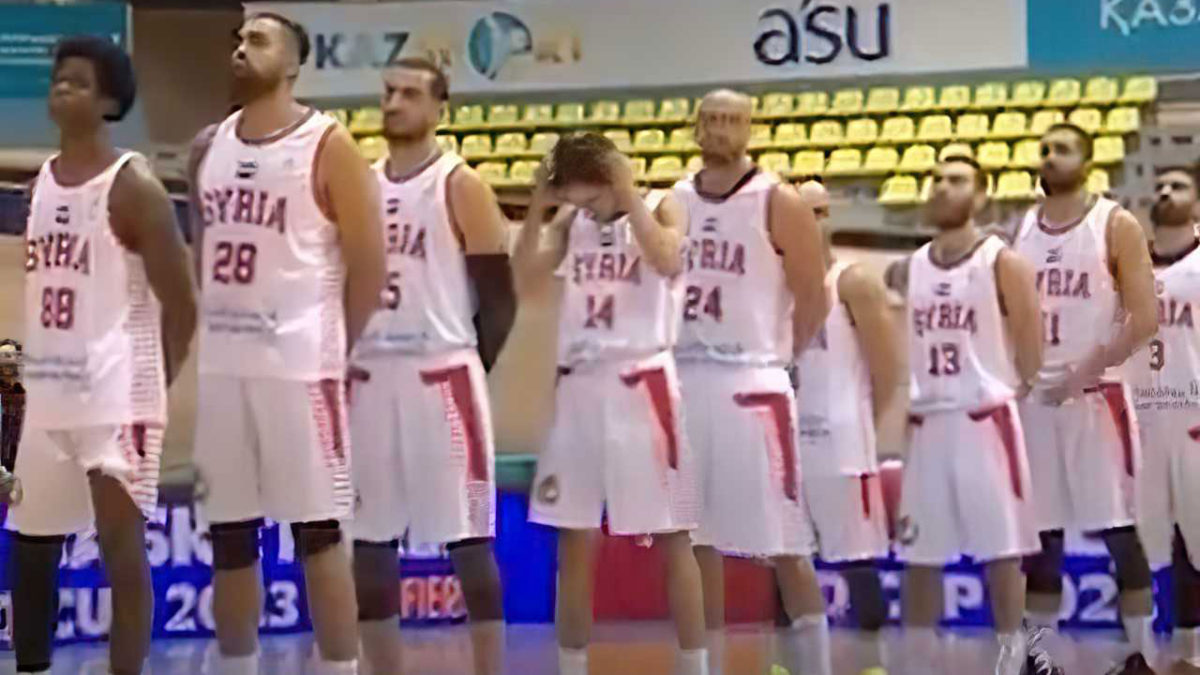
1127,166,1200,673
12,36,197,675
189,13,386,675
895,157,1043,675
348,58,515,675
672,90,832,675
1012,124,1159,672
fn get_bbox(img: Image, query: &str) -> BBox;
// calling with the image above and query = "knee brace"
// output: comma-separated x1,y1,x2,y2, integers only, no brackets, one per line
1103,526,1153,592
11,533,66,672
842,562,887,632
448,538,505,622
210,520,262,571
354,539,401,622
1175,527,1200,629
291,520,342,560
1023,530,1066,595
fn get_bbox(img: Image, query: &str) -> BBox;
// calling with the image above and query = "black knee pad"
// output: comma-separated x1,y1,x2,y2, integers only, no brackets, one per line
291,520,342,560
1024,530,1066,595
448,538,505,622
1174,527,1200,629
1103,526,1153,592
354,540,401,622
210,520,262,571
842,562,887,632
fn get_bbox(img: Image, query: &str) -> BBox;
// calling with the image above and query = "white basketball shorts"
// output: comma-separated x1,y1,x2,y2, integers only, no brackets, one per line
193,374,353,526
348,348,495,545
679,362,815,558
1135,407,1200,569
1019,382,1139,534
898,400,1039,565
529,350,698,536
804,473,889,564
9,424,164,536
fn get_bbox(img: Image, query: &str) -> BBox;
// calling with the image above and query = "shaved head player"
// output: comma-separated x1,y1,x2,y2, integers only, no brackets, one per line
189,13,386,675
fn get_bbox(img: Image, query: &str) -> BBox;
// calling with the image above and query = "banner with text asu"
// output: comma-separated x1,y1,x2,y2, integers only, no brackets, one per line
247,0,1027,99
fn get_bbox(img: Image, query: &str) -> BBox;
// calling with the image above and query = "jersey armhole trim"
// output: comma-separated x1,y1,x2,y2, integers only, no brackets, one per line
445,163,467,250
311,122,339,224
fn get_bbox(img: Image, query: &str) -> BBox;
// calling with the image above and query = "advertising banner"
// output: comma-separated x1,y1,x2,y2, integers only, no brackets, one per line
0,3,129,99
1029,0,1200,72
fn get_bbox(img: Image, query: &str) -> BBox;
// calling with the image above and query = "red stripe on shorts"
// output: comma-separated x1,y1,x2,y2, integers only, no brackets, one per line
1096,382,1135,477
317,379,346,460
907,414,924,426
421,365,489,482
1189,426,1200,442
733,392,799,503
860,474,872,519
620,368,679,470
968,403,1022,499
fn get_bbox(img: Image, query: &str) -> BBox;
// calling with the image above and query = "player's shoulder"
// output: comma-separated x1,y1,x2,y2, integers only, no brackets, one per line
111,153,166,205
446,160,490,193
838,261,885,303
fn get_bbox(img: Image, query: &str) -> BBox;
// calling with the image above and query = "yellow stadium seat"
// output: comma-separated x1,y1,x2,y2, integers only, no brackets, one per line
862,147,899,175
476,161,509,183
846,118,879,145
630,157,647,179
797,92,830,117
879,117,916,144
866,87,901,114
919,175,934,202
530,132,560,154
686,155,704,173
590,101,621,122
1011,81,1047,109
973,82,1008,109
555,103,585,124
1068,108,1103,135
774,123,806,148
623,99,656,122
748,124,774,150
759,152,792,176
938,85,971,110
1092,136,1126,165
603,130,632,152
668,128,697,150
939,143,975,161
1087,168,1111,194
956,114,991,141
825,149,863,176
918,115,954,143
349,108,382,135
648,156,685,180
658,98,690,121
810,120,844,147
1030,109,1066,136
831,89,864,115
1105,107,1141,134
510,160,538,184
454,105,485,126
488,105,519,125
879,175,920,206
792,150,826,177
762,93,796,116
977,142,1011,171
1083,77,1119,106
357,136,386,162
494,132,528,154
435,135,459,154
523,104,554,124
901,86,937,113
995,171,1035,201
327,109,349,126
460,134,493,158
749,96,761,114
634,129,666,150
1120,76,1157,104
991,112,1028,139
899,145,937,173
1010,139,1041,169
1047,79,1081,107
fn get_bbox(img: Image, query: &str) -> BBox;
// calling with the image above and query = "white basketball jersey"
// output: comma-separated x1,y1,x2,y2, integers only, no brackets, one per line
556,193,683,366
23,152,166,429
1014,197,1123,390
673,170,794,367
794,262,877,474
196,109,346,380
1127,241,1200,412
908,235,1019,414
355,153,476,359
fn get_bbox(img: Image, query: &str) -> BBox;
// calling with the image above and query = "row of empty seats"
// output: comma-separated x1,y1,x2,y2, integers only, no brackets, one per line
879,169,1112,205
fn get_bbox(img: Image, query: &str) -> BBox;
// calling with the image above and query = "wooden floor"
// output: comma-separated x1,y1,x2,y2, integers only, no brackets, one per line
0,623,1190,675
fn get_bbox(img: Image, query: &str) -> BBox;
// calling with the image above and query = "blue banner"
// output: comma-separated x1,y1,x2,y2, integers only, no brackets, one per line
0,2,129,99
1029,0,1200,72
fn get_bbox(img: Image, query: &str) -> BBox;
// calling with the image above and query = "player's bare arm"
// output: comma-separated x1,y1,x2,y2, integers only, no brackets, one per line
994,248,1044,391
186,124,218,286
317,124,387,352
616,160,685,277
1106,208,1160,364
513,170,573,297
769,183,829,353
883,256,910,296
109,156,198,386
839,263,902,428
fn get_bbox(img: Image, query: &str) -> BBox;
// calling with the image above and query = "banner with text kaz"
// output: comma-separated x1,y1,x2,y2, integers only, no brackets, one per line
247,0,1027,99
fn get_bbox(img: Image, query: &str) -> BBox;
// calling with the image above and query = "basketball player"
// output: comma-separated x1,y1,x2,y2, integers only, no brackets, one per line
12,36,197,675
1013,124,1159,667
673,90,831,675
518,133,707,675
189,14,385,675
1127,166,1200,672
893,156,1043,675
349,58,514,675
794,180,899,675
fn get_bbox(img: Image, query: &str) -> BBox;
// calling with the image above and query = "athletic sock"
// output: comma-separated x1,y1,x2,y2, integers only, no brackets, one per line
706,629,725,675
210,651,259,675
1123,614,1157,663
559,647,588,675
1182,626,1200,667
779,614,832,675
313,658,358,675
995,630,1027,675
855,630,886,670
906,626,940,672
469,620,506,675
1025,610,1059,630
675,647,708,675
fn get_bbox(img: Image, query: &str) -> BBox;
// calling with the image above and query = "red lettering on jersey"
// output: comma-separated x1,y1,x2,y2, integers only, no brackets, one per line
233,187,255,225
572,252,641,284
24,239,35,271
1036,268,1091,299
75,239,90,275
1159,297,1195,329
386,223,427,259
204,187,286,233
26,232,90,276
688,237,746,275
913,302,977,338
